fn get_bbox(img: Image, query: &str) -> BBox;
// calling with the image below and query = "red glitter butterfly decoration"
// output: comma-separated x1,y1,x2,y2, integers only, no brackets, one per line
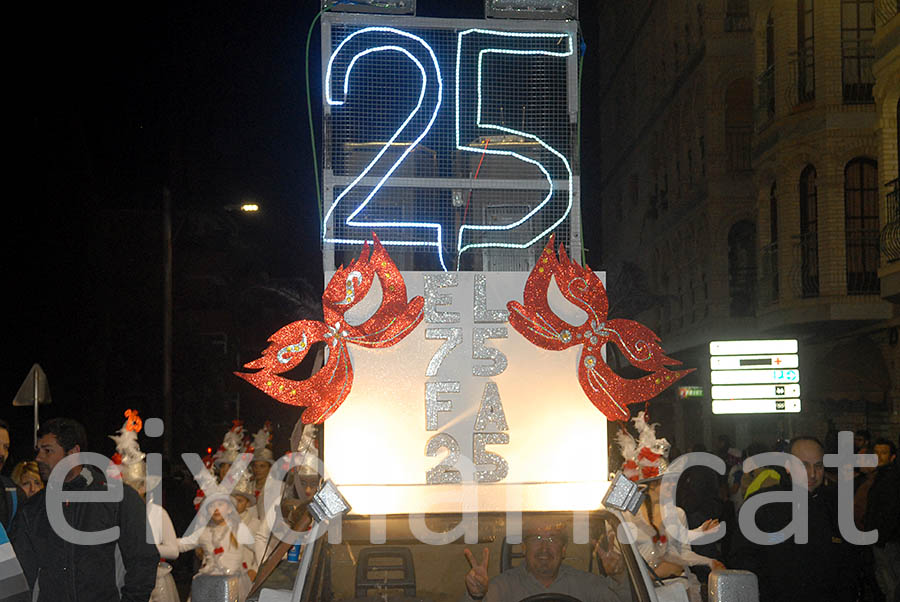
236,235,424,423
507,236,691,421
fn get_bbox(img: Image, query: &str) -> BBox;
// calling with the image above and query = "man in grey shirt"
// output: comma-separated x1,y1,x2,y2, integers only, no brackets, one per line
461,521,627,602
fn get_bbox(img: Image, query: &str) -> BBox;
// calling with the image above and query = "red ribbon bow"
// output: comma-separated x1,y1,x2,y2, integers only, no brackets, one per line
213,547,224,555
235,236,424,424
506,236,692,422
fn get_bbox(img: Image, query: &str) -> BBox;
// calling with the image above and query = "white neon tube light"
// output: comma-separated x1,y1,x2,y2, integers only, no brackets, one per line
323,27,447,270
455,29,573,261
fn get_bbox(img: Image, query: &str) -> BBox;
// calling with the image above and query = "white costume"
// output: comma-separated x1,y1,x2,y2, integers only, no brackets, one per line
614,413,719,602
108,411,181,602
177,516,258,601
149,502,180,602
621,504,718,602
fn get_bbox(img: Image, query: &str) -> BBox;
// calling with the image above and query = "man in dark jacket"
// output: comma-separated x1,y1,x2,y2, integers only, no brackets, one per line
865,439,899,601
9,417,157,602
729,436,856,602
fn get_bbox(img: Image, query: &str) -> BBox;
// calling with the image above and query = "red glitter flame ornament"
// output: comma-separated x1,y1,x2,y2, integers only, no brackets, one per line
507,236,692,421
236,235,424,423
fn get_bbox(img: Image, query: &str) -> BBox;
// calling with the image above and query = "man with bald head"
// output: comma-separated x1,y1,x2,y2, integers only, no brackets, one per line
461,519,626,602
730,436,855,602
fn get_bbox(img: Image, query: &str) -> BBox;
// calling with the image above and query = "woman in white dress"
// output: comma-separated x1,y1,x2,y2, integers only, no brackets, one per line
611,412,725,602
109,410,180,602
177,493,260,601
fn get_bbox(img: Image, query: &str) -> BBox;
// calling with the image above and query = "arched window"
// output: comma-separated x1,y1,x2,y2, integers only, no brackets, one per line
797,0,815,103
845,157,879,293
725,79,753,172
841,0,875,104
728,220,757,317
799,165,819,296
726,0,750,32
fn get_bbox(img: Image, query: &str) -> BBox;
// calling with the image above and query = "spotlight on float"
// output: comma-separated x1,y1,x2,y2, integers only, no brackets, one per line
323,0,415,14
601,472,644,515
484,0,577,20
308,480,352,523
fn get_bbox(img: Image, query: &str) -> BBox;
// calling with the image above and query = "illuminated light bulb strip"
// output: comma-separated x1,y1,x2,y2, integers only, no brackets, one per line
455,29,574,258
323,27,447,271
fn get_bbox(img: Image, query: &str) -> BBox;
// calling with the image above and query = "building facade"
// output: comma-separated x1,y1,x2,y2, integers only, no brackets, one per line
595,0,900,450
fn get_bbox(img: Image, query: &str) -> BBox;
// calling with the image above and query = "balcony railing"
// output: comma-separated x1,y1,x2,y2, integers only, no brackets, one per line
725,13,751,31
880,178,900,263
875,0,899,26
786,47,815,108
726,127,752,172
791,232,820,298
729,267,757,317
788,229,881,297
846,229,881,294
755,66,775,130
759,242,779,305
842,39,875,104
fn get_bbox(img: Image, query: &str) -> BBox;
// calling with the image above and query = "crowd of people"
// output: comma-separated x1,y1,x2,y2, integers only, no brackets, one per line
651,429,900,602
1,413,899,602
0,415,320,602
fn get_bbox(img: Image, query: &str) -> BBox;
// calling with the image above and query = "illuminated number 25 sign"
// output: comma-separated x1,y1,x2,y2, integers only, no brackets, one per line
321,15,579,272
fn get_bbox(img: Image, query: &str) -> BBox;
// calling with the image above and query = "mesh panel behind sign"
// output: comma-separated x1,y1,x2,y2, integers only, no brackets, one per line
321,14,581,273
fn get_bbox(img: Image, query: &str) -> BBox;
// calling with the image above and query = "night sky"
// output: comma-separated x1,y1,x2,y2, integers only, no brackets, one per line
4,1,603,467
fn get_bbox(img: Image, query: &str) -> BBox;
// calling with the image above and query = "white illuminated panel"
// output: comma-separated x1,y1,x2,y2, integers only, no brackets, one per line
709,355,798,370
709,340,798,355
324,271,609,515
710,369,799,385
712,398,801,414
710,384,801,399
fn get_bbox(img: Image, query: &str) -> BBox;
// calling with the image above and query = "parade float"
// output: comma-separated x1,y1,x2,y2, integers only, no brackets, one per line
225,4,757,602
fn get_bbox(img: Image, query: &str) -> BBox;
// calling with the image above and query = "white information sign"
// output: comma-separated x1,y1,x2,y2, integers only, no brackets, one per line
709,339,801,414
710,369,800,385
709,355,799,370
712,399,801,414
710,384,801,399
324,271,610,515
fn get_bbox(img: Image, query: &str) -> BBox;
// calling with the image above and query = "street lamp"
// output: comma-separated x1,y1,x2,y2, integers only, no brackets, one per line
224,202,261,213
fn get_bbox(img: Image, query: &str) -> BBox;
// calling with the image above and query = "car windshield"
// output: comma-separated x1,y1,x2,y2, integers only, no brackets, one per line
249,510,649,602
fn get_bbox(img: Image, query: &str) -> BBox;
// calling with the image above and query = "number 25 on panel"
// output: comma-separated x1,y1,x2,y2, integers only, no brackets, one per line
324,27,574,271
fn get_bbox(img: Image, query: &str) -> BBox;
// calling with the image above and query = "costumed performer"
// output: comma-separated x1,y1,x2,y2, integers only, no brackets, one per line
249,422,275,520
177,467,261,602
109,409,180,602
610,412,724,602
